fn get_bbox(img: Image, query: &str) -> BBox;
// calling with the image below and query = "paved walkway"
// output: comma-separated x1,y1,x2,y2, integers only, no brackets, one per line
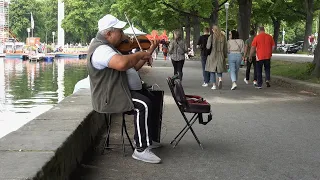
73,55,320,180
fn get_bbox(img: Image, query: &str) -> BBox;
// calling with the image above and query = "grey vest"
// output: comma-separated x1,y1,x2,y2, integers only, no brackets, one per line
87,33,134,113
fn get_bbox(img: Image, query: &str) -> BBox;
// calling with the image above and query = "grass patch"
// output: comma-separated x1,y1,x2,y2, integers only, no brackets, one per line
273,50,285,54
296,51,309,55
271,60,320,84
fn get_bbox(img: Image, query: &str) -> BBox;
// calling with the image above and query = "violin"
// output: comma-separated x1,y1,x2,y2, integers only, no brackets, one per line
117,35,151,54
120,12,158,67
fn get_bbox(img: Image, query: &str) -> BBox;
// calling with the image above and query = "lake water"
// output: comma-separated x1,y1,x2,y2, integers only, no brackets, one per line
0,58,88,138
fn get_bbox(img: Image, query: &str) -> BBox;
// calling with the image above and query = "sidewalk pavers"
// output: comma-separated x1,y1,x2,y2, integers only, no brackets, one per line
72,55,320,180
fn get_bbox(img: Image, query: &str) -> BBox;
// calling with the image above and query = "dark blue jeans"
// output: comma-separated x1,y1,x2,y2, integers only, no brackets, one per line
201,55,210,83
256,60,271,87
246,56,257,81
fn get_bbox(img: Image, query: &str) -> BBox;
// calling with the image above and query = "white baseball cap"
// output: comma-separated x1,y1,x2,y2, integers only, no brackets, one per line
98,14,127,32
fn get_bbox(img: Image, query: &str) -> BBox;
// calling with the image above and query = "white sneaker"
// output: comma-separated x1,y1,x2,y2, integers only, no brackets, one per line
211,85,217,90
231,82,237,90
244,78,249,84
202,83,208,87
132,148,161,164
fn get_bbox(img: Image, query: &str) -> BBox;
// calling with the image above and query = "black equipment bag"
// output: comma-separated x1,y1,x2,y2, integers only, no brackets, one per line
142,83,164,143
148,89,164,143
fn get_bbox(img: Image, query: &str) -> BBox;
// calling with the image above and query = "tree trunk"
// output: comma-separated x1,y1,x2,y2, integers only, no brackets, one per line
192,15,200,53
180,27,184,40
272,18,281,46
312,14,320,78
209,0,219,27
237,0,252,40
185,16,191,49
303,0,314,52
313,45,320,77
213,0,219,25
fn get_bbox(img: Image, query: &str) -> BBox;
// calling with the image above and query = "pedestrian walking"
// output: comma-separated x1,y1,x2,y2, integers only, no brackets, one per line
308,34,316,55
162,41,169,61
197,27,211,87
249,26,275,89
228,30,244,90
152,46,159,60
205,25,228,90
168,30,188,80
243,30,257,86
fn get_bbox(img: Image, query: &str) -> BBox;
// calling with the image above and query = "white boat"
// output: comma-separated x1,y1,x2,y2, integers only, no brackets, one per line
29,53,46,61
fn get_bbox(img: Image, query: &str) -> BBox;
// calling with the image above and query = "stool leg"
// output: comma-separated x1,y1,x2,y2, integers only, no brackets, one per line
102,114,112,154
106,114,112,147
123,117,134,151
102,113,135,156
121,114,126,156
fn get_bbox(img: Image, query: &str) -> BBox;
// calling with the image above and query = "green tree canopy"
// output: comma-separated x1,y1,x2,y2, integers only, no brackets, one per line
9,0,57,43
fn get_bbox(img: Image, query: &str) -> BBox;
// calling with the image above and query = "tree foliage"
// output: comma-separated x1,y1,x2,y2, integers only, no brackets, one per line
62,0,106,43
6,0,320,45
37,0,58,43
7,0,320,77
9,0,57,43
9,0,40,41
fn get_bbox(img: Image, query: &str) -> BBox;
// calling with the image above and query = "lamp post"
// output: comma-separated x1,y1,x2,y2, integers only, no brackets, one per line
27,28,30,38
30,12,34,37
27,28,31,46
225,2,230,40
282,27,285,45
52,32,55,45
315,18,318,43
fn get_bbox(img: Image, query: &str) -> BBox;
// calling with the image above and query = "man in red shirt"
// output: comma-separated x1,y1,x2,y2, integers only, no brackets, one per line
249,27,275,89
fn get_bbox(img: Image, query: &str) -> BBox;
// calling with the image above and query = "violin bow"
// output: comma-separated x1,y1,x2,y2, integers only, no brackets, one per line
124,12,153,66
124,13,143,50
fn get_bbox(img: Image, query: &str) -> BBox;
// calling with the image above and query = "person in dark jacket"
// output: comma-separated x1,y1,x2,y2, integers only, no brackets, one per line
87,14,161,164
162,40,169,60
243,30,257,86
197,27,211,87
